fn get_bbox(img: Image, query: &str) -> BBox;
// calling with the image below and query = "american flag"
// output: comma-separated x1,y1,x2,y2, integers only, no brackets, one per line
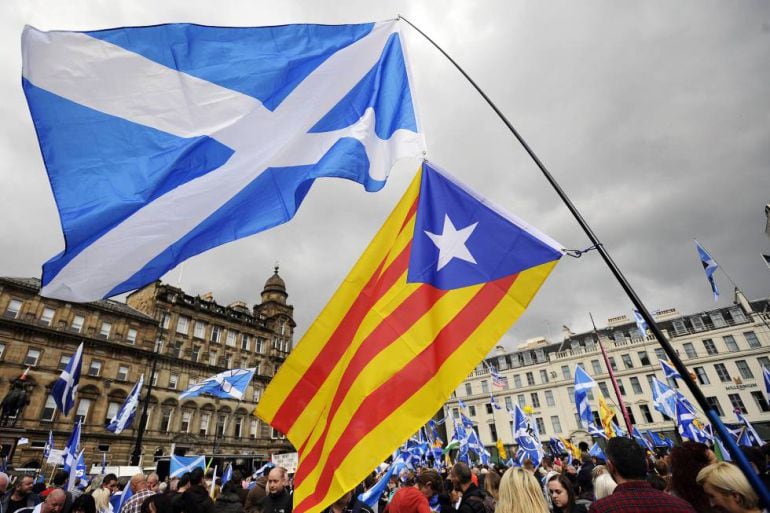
488,363,507,389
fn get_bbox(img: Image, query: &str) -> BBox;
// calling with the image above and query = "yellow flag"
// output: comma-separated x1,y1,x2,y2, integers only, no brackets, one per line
496,438,507,460
598,392,617,438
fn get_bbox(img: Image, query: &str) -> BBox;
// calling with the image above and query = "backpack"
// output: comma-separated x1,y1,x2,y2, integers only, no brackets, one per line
464,492,494,513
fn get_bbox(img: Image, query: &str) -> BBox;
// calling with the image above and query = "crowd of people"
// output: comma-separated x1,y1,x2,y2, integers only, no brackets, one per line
0,439,766,513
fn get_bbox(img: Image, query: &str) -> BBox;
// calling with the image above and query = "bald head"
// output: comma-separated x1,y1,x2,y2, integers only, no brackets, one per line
42,489,66,513
0,472,9,493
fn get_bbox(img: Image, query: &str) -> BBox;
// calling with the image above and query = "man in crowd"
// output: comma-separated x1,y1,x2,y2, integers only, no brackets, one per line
121,474,156,513
91,474,117,513
180,468,215,513
2,475,39,513
263,467,292,513
591,437,696,513
449,463,486,513
32,490,66,513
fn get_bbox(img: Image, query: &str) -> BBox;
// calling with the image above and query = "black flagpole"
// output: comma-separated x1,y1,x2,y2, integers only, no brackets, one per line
398,15,770,507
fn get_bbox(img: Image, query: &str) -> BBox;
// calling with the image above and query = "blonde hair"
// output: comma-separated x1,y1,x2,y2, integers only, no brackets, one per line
696,462,759,510
496,467,549,513
593,473,617,500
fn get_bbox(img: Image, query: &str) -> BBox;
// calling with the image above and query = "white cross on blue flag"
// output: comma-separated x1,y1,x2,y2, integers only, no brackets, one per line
22,21,424,302
106,374,144,434
51,342,83,415
179,367,256,400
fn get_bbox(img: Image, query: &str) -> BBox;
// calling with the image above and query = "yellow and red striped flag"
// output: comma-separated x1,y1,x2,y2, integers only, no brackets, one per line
256,162,562,513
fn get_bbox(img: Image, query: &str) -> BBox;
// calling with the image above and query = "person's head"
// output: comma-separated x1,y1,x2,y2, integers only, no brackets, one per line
591,465,607,480
71,493,96,513
653,458,669,477
547,474,576,512
482,469,500,500
146,473,160,493
15,475,34,496
593,473,617,500
130,473,148,493
43,489,67,513
541,456,554,470
0,472,9,494
415,469,443,499
140,493,172,513
331,491,352,509
267,467,287,495
497,467,549,513
189,468,204,486
52,470,69,488
604,437,647,483
697,462,760,513
669,441,715,512
449,462,472,491
177,473,191,491
102,474,118,493
741,447,767,475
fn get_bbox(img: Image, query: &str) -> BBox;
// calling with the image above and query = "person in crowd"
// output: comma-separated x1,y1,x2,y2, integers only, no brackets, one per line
262,467,292,513
448,463,487,513
140,494,172,513
652,459,670,490
3,475,40,513
243,476,268,513
228,472,247,505
69,495,95,513
547,474,587,513
481,469,499,513
122,474,157,513
575,455,595,502
668,441,717,513
31,489,66,513
212,482,242,513
590,437,696,513
592,473,616,501
741,446,770,492
321,490,373,513
170,473,190,513
146,475,161,496
384,475,431,513
496,467,548,513
91,474,117,513
0,472,10,496
180,468,215,513
696,462,763,513
416,469,450,513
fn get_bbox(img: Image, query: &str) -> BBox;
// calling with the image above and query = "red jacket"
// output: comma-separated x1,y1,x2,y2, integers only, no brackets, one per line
384,487,431,513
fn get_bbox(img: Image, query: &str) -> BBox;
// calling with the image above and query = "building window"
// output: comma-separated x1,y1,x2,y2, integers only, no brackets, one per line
24,348,41,366
540,369,549,383
625,406,636,425
743,331,760,349
176,316,189,335
71,315,85,333
514,375,522,388
694,367,710,385
210,326,221,343
193,321,205,338
152,372,158,386
271,427,285,440
168,373,179,389
703,339,718,356
486,404,493,415
639,404,654,423
99,321,112,337
710,312,727,328
180,411,192,433
465,383,472,396
690,316,705,332
735,360,754,380
714,363,731,382
759,357,770,369
191,345,201,362
199,412,211,436
608,357,617,371
106,402,120,423
58,355,71,371
209,351,218,366
561,366,570,380
567,387,575,404
637,351,650,366
253,388,262,403
518,394,526,407
117,365,129,381
5,299,22,318
751,391,770,412
41,395,57,421
545,390,555,407
0,344,4,360
598,382,610,397
161,409,173,431
233,416,244,438
250,419,259,439
126,328,137,344
505,396,513,411
683,343,697,359
531,392,540,408
468,405,476,417
617,379,626,395
75,398,92,424
550,415,562,433
88,360,102,377
526,372,535,386
728,393,747,413
591,360,602,374
241,334,251,351
730,307,747,323
706,396,724,416
256,337,266,353
672,319,687,336
654,348,667,361
535,417,546,434
622,354,633,369
481,380,489,394
723,335,739,352
630,377,643,394
41,307,55,326
226,330,237,347
488,423,498,442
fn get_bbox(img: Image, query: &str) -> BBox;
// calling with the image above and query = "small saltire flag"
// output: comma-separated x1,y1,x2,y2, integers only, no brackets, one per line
735,411,763,447
611,421,627,438
63,420,81,473
587,422,609,440
68,449,85,492
632,310,648,338
694,240,719,301
256,162,562,513
43,430,54,460
659,359,682,380
180,367,256,400
253,462,275,478
487,363,507,389
358,462,395,508
221,463,233,487
170,455,208,478
598,393,616,438
651,377,677,419
51,342,83,415
588,442,605,460
457,399,467,409
763,366,770,402
676,399,708,443
107,374,144,434
22,21,425,302
489,394,502,410
574,366,596,429
632,427,653,452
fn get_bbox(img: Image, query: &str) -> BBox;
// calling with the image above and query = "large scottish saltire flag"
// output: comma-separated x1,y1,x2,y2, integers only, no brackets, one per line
22,21,425,302
106,374,144,434
179,367,256,400
256,162,562,513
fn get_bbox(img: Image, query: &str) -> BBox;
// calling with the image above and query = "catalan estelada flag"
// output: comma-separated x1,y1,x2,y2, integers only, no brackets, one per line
256,161,563,513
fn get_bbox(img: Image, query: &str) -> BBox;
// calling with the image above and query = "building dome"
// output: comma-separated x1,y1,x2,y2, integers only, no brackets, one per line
261,266,288,304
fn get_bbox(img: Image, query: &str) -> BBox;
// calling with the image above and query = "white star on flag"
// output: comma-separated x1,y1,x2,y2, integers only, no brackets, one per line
425,214,478,271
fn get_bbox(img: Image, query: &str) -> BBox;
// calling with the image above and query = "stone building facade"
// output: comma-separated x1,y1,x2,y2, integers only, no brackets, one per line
0,270,294,471
444,292,770,455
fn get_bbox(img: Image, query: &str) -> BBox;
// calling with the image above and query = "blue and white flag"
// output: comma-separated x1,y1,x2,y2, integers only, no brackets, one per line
22,22,425,302
68,448,85,492
457,399,467,409
695,240,719,301
676,399,708,443
632,427,654,452
51,342,83,415
763,366,770,402
489,394,502,410
179,367,256,400
170,454,207,478
486,362,506,389
253,462,274,478
587,422,609,440
63,420,82,473
612,421,627,438
574,365,596,429
632,309,648,338
588,442,605,460
358,462,396,508
659,359,682,380
43,430,54,460
512,405,542,466
112,481,133,513
735,411,763,447
675,390,697,415
107,374,144,434
221,463,233,487
651,377,677,419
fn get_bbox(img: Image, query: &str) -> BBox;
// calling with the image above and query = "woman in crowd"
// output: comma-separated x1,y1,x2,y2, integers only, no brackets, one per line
481,469,499,513
696,462,763,513
592,473,616,501
496,467,548,513
668,441,717,513
546,474,587,513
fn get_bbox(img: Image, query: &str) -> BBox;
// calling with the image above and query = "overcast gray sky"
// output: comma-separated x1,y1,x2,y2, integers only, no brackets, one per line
2,1,769,350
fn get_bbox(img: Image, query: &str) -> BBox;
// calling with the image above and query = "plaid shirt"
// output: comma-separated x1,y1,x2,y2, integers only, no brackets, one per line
589,481,697,513
121,489,155,513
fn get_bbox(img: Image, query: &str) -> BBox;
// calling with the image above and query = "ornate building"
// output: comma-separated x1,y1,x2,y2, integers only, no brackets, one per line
0,269,294,472
444,292,770,455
